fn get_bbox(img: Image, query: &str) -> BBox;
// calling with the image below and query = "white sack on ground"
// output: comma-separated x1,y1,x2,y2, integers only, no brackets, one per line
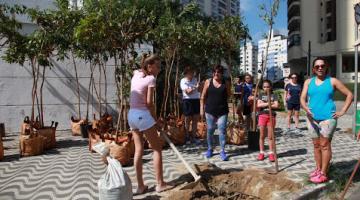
98,157,132,200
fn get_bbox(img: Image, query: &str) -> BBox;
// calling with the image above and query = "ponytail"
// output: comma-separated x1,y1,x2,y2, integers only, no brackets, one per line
141,53,160,77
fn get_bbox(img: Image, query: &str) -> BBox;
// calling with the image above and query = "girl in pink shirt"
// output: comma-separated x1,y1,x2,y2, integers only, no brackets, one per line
128,54,172,194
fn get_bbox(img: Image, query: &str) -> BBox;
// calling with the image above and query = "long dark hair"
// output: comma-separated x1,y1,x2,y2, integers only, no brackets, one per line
262,79,273,93
140,53,160,76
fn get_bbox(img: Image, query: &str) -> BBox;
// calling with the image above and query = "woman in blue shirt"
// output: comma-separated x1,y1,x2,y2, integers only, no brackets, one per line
300,57,353,184
284,73,302,132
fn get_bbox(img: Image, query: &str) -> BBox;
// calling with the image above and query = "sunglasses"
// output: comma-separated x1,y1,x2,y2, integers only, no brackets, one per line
291,76,297,79
314,65,326,70
214,71,223,74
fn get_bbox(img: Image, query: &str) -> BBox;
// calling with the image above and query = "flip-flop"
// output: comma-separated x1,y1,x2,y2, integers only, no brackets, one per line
134,185,148,196
155,184,174,193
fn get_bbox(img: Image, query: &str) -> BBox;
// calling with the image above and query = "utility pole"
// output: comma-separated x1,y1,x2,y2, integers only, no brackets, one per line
307,41,311,78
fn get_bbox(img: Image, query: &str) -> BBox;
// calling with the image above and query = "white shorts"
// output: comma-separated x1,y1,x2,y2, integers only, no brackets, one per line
128,108,156,132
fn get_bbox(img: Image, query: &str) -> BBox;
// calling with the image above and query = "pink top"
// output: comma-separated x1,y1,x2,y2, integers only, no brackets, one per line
130,70,156,110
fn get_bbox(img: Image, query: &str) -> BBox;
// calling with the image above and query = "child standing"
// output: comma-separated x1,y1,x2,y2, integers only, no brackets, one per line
257,80,279,162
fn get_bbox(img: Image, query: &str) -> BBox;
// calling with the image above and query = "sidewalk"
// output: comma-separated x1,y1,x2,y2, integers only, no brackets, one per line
0,115,359,199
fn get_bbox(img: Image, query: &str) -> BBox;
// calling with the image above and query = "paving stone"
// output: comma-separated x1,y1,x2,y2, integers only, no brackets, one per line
0,115,359,199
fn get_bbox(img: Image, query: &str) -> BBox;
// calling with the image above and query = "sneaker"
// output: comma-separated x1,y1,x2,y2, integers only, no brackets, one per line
220,151,229,161
310,172,328,184
257,153,265,161
309,168,321,178
205,149,213,158
268,153,276,162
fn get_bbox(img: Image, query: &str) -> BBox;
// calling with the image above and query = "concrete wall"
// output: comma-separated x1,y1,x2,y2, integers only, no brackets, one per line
0,52,119,133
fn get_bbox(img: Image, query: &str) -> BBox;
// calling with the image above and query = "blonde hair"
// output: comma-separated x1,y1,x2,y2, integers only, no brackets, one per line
141,53,160,76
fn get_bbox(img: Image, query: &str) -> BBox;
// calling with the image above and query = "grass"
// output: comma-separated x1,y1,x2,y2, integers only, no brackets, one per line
302,161,360,199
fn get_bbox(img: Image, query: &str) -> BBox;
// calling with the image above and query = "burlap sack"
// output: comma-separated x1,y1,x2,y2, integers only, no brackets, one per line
0,140,4,160
19,133,44,157
227,124,246,145
109,142,131,166
196,121,207,139
21,116,31,135
71,117,83,136
37,122,57,150
167,125,185,145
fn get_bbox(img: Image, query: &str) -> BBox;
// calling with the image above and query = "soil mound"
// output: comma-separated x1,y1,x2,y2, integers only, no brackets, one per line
166,164,302,200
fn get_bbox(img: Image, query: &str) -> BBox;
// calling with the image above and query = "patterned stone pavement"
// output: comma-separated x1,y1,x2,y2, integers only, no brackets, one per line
1,114,360,200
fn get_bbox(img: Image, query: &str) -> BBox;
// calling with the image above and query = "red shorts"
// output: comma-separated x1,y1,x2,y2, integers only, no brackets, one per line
258,114,276,127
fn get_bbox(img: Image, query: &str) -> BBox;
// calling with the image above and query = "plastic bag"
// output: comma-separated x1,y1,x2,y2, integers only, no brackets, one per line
98,157,132,200
92,142,110,157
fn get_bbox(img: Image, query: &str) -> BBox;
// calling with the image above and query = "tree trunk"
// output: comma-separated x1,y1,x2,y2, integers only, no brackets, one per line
102,61,108,114
30,58,36,124
161,47,177,118
40,66,46,127
35,63,41,127
114,55,122,134
86,62,95,121
71,51,81,119
98,56,102,118
173,55,180,117
252,23,273,131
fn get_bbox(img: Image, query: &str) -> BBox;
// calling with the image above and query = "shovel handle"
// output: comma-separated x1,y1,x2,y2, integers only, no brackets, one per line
340,159,360,200
160,131,201,181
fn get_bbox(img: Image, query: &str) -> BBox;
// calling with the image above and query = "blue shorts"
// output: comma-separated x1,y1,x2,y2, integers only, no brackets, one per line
287,103,300,111
182,99,200,116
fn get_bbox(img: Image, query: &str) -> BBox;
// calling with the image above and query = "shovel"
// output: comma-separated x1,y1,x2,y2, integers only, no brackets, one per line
159,131,202,189
264,89,279,174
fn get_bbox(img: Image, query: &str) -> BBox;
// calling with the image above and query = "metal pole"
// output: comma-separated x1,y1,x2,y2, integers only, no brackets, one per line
307,41,311,78
354,21,359,137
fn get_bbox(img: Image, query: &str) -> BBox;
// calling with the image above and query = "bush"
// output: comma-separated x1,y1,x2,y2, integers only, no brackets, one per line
273,89,285,112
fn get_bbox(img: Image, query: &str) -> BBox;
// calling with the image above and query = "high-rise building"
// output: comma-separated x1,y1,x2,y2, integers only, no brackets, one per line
258,30,288,82
287,0,359,83
180,0,240,18
240,41,258,76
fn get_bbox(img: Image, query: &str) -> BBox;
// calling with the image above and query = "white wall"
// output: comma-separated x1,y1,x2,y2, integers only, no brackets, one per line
0,51,119,133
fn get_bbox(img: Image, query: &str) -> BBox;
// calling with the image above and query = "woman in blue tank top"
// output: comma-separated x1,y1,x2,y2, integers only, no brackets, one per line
300,57,353,184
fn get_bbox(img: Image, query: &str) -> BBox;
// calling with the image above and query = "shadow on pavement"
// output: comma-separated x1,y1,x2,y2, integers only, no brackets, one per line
278,148,307,158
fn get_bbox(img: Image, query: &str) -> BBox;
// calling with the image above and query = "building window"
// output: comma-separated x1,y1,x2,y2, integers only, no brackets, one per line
342,54,356,73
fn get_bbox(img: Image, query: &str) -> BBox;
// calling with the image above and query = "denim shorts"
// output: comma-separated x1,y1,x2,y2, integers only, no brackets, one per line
128,108,155,132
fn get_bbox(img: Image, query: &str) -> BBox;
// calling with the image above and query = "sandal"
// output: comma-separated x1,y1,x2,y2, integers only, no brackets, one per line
134,185,148,195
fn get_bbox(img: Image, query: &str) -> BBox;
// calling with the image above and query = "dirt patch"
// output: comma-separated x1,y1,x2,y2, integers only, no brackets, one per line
165,164,302,200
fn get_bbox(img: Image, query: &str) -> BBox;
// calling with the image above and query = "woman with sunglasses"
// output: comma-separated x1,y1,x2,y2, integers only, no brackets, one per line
284,73,302,133
300,57,353,184
200,65,231,161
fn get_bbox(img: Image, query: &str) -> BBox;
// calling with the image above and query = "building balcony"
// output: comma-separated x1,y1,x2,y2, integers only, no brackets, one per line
288,6,300,17
288,16,300,26
288,0,300,8
288,0,300,12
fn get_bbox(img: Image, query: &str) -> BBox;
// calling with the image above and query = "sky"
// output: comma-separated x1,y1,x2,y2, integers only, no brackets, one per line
241,0,288,43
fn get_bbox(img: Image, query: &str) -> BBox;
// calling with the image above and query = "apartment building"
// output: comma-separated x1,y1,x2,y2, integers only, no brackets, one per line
180,0,240,17
287,0,359,83
240,41,258,76
258,30,288,82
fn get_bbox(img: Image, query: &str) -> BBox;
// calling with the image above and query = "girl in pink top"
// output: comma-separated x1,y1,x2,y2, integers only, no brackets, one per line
128,54,172,194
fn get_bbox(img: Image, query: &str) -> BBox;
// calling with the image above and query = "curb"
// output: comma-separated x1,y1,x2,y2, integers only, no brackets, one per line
290,180,335,200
